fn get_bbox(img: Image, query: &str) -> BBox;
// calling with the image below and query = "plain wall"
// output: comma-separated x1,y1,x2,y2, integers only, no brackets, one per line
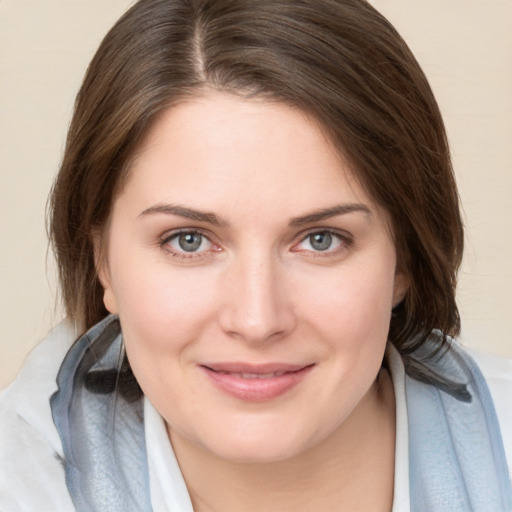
1,0,511,390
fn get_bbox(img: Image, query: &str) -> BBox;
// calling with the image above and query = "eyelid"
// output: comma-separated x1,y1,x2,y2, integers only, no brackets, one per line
291,228,353,254
158,226,352,260
160,228,221,259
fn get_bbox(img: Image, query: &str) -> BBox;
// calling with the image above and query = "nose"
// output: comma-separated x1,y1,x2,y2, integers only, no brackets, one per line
218,251,297,344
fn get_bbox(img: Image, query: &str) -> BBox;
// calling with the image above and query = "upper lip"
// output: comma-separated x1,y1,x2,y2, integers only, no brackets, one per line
201,362,313,374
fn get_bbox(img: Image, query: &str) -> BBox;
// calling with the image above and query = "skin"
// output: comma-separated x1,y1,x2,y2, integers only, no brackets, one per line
98,91,407,511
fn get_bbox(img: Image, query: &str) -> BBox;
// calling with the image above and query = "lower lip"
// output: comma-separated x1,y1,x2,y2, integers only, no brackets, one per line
200,365,314,402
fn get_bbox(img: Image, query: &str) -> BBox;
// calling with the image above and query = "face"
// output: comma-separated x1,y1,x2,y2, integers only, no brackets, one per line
99,92,407,464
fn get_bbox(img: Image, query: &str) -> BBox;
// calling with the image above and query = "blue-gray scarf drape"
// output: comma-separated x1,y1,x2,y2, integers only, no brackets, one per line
51,315,512,511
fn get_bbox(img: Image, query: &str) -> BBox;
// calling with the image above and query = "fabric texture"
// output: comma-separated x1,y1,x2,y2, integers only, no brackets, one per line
405,340,512,511
1,315,511,511
50,316,152,512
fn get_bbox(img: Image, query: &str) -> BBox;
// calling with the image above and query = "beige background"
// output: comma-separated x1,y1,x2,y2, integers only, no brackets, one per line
1,1,511,390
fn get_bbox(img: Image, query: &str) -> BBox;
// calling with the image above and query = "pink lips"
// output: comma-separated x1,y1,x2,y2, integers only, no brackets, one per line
199,362,314,401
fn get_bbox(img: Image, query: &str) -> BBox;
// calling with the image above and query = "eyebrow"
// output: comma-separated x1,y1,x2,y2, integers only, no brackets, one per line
138,202,371,227
288,203,371,226
138,204,228,227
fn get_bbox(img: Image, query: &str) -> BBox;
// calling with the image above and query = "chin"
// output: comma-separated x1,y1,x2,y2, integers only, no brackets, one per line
207,438,309,465
186,416,323,465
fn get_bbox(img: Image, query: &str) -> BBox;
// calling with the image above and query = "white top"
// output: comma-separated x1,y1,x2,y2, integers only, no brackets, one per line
1,322,511,512
144,345,412,512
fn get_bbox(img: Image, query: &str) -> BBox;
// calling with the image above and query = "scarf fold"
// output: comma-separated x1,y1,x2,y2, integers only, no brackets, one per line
50,315,152,512
406,340,512,511
51,315,512,511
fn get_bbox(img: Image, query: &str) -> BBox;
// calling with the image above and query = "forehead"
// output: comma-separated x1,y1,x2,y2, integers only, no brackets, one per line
119,91,379,222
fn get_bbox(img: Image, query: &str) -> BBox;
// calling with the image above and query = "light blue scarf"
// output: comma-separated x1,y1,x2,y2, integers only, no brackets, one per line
51,315,512,511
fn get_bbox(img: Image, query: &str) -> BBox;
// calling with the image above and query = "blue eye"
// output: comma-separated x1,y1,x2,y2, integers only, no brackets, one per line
165,231,213,254
295,230,345,253
309,232,333,251
177,232,203,252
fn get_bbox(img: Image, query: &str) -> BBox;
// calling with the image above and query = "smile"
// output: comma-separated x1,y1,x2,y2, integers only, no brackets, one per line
215,371,287,379
199,363,315,401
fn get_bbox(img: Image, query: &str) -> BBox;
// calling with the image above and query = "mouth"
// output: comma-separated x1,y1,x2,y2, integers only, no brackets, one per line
214,370,288,379
199,362,315,401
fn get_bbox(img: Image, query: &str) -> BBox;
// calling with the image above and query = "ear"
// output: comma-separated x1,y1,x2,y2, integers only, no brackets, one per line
392,271,409,308
91,230,119,315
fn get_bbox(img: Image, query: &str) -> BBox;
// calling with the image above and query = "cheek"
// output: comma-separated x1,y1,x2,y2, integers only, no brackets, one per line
111,264,221,411
301,260,395,407
114,268,219,341
297,259,396,341
295,258,395,399
105,232,221,365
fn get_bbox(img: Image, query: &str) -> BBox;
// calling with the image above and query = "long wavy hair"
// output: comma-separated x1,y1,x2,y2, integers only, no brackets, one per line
50,0,463,372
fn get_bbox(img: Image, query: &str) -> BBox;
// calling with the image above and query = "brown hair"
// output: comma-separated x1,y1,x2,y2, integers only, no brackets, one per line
49,0,463,360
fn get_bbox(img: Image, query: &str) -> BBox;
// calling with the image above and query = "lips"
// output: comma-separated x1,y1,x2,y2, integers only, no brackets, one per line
199,362,314,401
218,371,287,379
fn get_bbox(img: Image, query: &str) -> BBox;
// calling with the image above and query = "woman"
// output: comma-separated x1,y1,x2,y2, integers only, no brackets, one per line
1,0,511,511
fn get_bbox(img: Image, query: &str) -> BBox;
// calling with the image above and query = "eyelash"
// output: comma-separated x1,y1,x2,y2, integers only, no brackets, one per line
160,229,218,261
291,229,353,258
159,228,353,261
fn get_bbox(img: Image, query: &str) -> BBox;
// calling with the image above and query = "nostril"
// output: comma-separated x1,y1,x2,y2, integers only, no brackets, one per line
217,260,297,343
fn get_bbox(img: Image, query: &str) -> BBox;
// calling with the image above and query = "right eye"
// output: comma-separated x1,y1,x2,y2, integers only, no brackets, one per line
161,230,219,259
173,232,207,252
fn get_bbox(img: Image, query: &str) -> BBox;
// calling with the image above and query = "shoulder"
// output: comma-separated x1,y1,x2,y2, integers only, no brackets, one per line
465,345,512,477
0,321,77,511
1,319,77,446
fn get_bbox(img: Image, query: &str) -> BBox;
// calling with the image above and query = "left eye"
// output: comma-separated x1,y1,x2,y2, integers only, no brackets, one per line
296,231,344,252
167,231,213,253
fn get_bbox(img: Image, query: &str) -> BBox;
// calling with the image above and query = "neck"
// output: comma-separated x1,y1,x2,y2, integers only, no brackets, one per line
169,369,396,512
